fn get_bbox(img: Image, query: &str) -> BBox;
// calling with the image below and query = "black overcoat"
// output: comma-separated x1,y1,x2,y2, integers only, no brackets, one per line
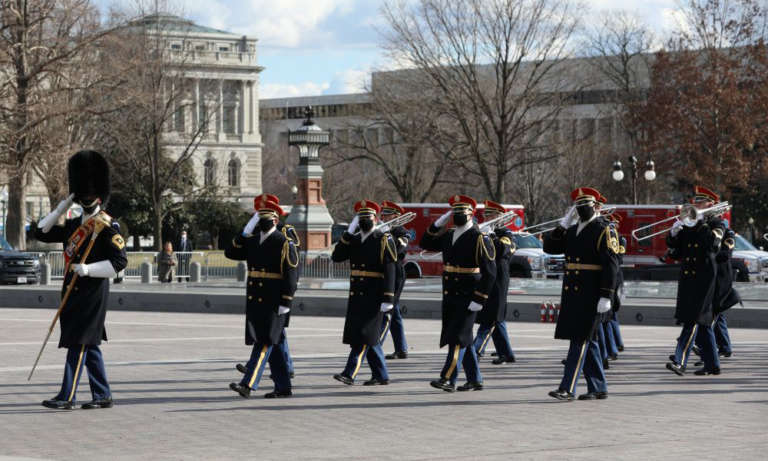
476,228,515,325
34,212,127,348
390,225,410,305
225,230,299,345
420,224,496,347
332,230,397,346
666,218,724,325
713,228,741,314
543,218,619,342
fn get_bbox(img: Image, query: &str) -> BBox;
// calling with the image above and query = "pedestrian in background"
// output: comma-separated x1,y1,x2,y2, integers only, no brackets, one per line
177,230,193,282
157,241,175,283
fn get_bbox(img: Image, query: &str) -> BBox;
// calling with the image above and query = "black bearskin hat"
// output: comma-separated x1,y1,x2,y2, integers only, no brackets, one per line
68,150,111,204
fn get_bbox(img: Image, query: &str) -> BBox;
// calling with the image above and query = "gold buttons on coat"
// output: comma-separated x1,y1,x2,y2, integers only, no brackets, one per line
248,296,253,300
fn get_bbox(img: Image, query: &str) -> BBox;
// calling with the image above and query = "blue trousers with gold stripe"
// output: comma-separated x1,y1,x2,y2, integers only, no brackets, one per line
695,314,732,355
240,342,291,391
559,339,606,395
675,322,719,369
341,344,389,381
440,344,482,385
379,305,408,353
473,322,514,359
55,345,111,403
276,329,294,375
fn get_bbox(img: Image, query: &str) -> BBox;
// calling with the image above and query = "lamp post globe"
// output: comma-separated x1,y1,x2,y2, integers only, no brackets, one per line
612,160,624,182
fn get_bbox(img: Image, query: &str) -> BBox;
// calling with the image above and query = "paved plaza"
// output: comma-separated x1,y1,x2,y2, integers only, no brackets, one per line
0,307,766,460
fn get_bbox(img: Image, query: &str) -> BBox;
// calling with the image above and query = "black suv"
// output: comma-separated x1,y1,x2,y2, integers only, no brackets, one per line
0,235,40,284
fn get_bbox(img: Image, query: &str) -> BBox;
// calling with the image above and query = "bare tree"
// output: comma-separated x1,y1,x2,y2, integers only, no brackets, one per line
0,0,110,249
380,0,584,202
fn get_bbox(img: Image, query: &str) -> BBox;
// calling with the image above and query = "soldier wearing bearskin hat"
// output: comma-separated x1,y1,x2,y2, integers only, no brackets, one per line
331,200,398,386
420,195,496,392
32,150,128,410
226,198,299,399
543,187,619,401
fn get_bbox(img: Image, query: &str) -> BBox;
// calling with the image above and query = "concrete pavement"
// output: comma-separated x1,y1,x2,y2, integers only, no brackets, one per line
0,308,766,460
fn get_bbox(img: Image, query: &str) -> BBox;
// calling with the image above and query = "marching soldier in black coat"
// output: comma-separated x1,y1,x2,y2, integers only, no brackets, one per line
420,195,496,392
665,186,726,376
226,198,299,398
378,201,411,360
332,200,397,386
544,187,619,401
473,200,517,365
235,194,297,380
33,151,128,410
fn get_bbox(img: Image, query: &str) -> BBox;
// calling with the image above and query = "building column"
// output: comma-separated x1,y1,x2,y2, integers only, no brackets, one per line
240,80,248,137
249,80,256,134
194,78,201,129
218,79,224,139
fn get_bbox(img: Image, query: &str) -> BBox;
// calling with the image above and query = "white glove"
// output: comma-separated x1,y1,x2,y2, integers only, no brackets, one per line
597,297,612,313
71,260,118,279
347,215,359,233
618,286,626,303
468,301,483,312
380,303,394,312
243,212,260,236
670,220,684,236
39,193,75,233
278,305,290,315
435,210,452,227
559,206,576,229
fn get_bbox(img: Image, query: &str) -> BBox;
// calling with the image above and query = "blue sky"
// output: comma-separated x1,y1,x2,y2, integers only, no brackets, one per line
99,0,685,99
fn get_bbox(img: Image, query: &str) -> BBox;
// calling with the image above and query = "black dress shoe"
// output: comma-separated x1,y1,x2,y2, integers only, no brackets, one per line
429,378,456,392
385,351,408,360
548,389,575,401
457,381,484,392
608,355,618,361
229,382,251,398
264,389,292,398
333,374,354,385
578,391,608,400
42,399,73,410
719,351,732,358
81,398,113,409
617,345,624,352
694,367,721,376
363,378,389,386
236,363,247,374
603,358,610,370
668,354,676,362
666,362,686,376
492,355,515,365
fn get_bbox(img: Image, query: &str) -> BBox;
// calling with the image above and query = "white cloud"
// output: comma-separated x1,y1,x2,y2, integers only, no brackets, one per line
324,68,370,94
260,81,331,99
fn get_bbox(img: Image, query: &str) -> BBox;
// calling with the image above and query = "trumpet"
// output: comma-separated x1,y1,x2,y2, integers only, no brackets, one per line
354,212,417,235
478,210,519,232
631,202,731,242
520,207,616,236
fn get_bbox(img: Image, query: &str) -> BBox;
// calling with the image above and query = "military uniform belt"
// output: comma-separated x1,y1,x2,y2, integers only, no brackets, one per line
248,271,283,279
565,263,602,271
443,265,480,274
350,270,384,278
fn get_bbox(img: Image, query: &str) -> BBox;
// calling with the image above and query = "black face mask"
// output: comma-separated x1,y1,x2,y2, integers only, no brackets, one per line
453,213,469,226
258,217,275,232
576,204,594,222
77,197,100,215
359,217,374,232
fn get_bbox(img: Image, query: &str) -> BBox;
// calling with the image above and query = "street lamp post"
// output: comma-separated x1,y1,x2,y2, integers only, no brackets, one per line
612,155,655,204
285,106,334,256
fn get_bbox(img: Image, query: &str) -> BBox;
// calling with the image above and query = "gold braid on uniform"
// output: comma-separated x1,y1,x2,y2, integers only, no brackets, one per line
475,234,496,265
723,237,735,250
283,225,301,247
380,234,398,264
598,226,620,254
280,240,299,273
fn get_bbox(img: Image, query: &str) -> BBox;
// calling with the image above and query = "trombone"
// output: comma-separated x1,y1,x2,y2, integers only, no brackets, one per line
355,211,417,235
478,210,519,232
520,207,616,236
631,202,731,242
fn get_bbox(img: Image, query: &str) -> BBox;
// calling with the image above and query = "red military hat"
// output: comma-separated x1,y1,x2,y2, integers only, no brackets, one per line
483,200,506,214
693,185,719,203
254,198,285,217
597,194,608,204
380,200,404,216
570,187,601,204
354,199,381,216
254,193,280,210
448,194,477,211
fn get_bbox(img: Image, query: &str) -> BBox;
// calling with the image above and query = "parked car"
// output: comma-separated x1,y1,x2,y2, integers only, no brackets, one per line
509,232,565,279
0,235,41,284
731,233,768,282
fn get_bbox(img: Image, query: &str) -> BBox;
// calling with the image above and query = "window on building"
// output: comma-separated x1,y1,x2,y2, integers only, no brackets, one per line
204,158,216,186
174,105,185,133
171,43,181,50
219,46,230,52
223,105,236,133
26,202,35,219
195,44,206,51
228,158,240,187
198,99,209,132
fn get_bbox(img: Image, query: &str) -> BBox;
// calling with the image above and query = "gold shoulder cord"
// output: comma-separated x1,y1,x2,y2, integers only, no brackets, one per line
380,234,397,264
281,240,299,273
283,225,301,247
598,226,619,254
475,234,495,265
